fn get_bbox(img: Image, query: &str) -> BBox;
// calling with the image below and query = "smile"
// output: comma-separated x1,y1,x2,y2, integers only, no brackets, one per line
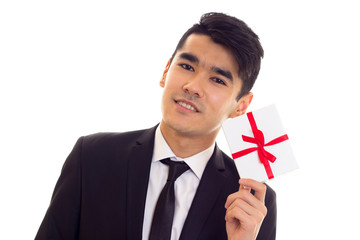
175,100,199,112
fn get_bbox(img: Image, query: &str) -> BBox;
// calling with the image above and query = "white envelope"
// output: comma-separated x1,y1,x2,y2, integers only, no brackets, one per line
222,104,298,182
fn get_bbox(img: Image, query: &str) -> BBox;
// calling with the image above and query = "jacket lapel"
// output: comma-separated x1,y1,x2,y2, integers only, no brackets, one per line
126,126,157,240
179,145,229,239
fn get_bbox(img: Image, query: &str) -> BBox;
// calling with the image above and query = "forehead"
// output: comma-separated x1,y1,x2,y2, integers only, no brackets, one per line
174,34,239,76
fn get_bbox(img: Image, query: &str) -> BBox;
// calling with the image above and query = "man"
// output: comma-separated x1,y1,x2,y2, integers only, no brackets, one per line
36,12,276,240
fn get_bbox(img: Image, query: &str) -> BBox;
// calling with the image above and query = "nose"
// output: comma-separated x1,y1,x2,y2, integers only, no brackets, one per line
182,74,204,98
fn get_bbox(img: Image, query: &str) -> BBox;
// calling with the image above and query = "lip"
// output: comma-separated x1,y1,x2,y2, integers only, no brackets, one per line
174,98,200,113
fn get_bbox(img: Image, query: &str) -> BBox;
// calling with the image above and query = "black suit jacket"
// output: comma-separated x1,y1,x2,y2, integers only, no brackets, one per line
35,126,276,239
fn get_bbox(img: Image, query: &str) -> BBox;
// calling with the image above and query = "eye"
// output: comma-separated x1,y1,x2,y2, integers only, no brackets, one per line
211,77,226,86
179,64,194,72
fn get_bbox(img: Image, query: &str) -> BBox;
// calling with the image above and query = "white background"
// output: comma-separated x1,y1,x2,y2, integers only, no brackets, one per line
1,0,359,239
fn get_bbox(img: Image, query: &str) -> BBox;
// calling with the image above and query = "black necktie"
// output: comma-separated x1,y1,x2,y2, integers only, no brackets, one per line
149,158,190,240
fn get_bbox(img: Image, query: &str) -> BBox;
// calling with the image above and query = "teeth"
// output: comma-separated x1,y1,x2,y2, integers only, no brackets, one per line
177,101,196,112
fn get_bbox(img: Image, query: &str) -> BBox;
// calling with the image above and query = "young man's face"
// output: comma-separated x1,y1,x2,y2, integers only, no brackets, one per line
160,34,251,139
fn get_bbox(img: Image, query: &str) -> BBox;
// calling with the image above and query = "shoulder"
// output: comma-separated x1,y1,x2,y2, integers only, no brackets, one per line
81,126,155,148
83,128,148,144
70,125,157,157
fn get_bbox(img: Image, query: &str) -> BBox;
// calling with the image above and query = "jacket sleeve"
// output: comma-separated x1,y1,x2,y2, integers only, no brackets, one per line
256,185,277,240
35,137,84,240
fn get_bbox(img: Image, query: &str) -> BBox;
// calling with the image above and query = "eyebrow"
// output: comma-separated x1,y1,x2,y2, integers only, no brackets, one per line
178,52,199,64
211,66,234,83
178,52,234,82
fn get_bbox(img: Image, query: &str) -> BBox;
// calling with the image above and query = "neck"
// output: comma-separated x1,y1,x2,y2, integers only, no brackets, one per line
159,121,219,158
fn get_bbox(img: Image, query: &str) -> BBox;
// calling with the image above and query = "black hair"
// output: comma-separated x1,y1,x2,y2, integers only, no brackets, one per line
170,12,264,101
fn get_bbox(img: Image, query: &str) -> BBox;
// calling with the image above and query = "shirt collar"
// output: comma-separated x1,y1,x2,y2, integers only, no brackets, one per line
152,126,215,179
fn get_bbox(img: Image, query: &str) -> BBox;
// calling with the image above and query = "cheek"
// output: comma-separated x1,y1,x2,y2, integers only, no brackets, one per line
208,91,238,116
163,72,181,89
208,92,230,111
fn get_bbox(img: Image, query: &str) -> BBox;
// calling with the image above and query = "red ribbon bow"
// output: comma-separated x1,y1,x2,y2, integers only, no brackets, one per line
231,112,289,179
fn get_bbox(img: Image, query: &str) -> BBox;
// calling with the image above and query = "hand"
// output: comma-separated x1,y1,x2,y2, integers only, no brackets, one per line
224,178,267,240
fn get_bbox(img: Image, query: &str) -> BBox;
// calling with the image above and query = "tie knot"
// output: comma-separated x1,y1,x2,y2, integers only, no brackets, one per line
161,158,190,182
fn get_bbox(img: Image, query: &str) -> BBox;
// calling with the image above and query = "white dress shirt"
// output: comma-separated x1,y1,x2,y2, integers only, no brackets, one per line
142,126,215,240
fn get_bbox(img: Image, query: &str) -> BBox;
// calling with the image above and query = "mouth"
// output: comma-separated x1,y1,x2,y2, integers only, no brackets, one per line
174,99,199,112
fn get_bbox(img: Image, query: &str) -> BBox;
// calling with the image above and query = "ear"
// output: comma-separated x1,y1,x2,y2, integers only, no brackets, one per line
229,92,253,118
159,60,170,88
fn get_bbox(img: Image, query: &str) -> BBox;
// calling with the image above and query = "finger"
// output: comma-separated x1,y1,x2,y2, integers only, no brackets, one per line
225,188,259,210
225,204,246,223
226,198,265,221
239,183,251,192
225,204,259,231
239,178,266,203
225,180,251,209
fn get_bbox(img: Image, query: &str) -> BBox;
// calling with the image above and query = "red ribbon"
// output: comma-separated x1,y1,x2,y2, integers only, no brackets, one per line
231,112,289,179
